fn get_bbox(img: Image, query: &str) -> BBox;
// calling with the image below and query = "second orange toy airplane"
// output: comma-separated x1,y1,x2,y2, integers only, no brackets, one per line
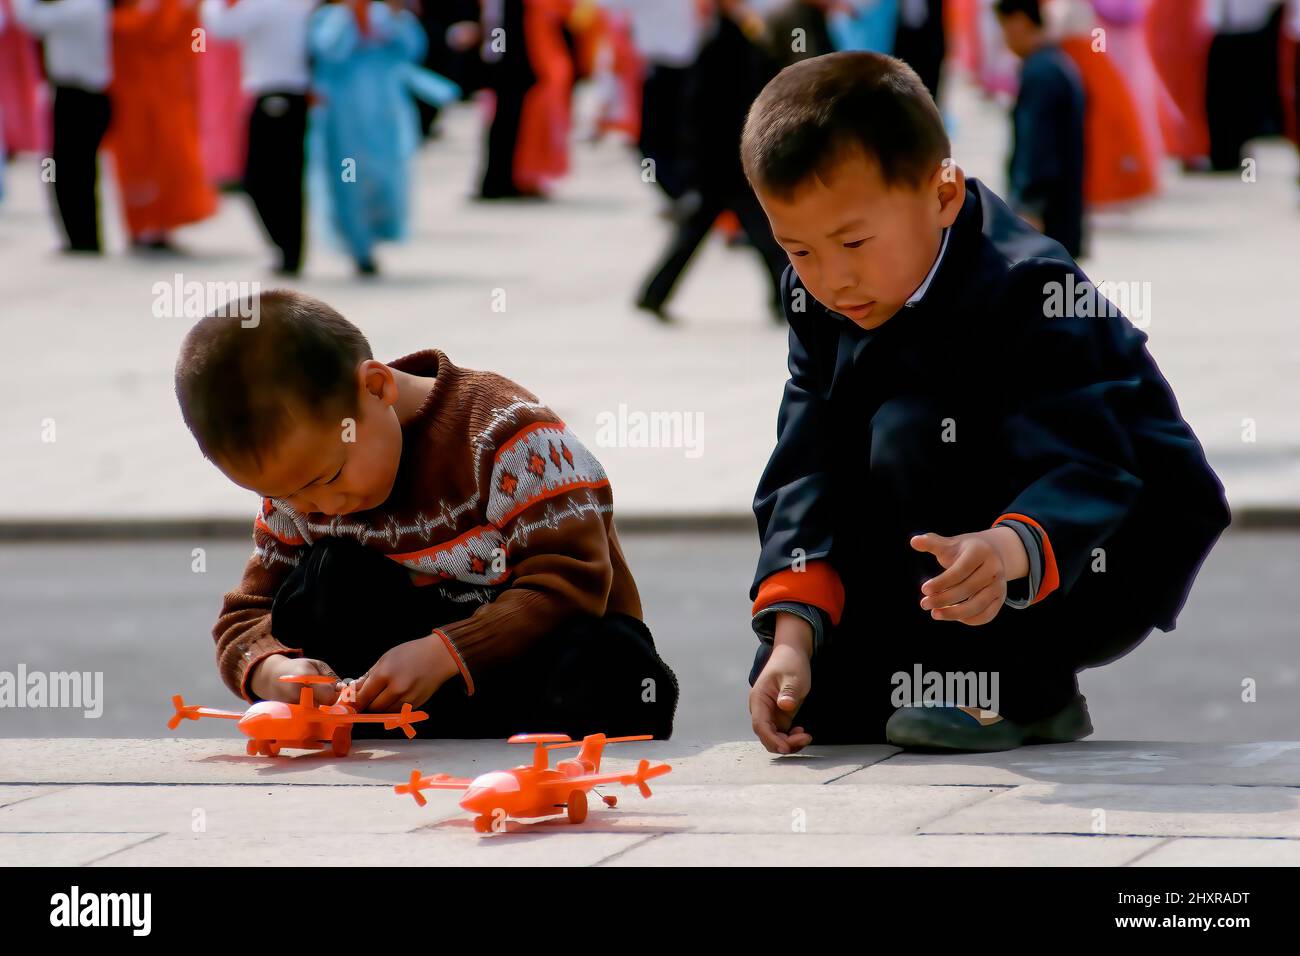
395,732,672,832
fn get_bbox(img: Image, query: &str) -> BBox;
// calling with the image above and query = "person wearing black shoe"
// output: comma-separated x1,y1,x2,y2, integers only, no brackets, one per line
636,0,787,324
741,53,1230,754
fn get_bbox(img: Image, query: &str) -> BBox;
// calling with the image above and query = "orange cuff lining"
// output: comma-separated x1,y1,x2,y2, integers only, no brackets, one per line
752,561,845,626
995,512,1060,602
432,629,475,696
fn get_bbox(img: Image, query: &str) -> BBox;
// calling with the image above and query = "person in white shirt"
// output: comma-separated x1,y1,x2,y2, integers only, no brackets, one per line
201,0,315,274
12,0,113,252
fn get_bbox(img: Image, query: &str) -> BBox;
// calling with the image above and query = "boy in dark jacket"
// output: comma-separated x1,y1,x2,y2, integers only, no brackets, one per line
740,51,1230,753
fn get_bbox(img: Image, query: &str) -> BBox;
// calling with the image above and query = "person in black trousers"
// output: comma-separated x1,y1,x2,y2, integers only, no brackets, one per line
893,0,946,105
478,0,538,199
636,0,786,323
269,536,679,740
14,0,114,253
1205,0,1284,172
244,93,308,275
51,86,112,252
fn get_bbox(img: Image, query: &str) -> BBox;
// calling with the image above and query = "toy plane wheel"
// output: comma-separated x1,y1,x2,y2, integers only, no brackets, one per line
245,740,259,756
331,726,351,758
602,794,618,808
566,789,588,824
473,814,493,833
263,741,280,757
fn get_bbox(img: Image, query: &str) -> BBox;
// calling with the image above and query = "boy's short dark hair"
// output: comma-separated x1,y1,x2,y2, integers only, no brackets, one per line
741,50,951,201
174,289,373,472
994,0,1042,25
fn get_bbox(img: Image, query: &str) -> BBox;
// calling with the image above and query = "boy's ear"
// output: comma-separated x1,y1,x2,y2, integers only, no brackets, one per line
932,160,966,228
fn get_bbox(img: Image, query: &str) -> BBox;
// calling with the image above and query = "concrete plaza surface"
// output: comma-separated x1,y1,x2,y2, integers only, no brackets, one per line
2,737,1300,866
1,78,1299,527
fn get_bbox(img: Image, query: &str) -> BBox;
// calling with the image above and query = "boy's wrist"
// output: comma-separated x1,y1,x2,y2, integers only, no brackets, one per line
772,612,814,658
249,653,288,698
985,526,1029,580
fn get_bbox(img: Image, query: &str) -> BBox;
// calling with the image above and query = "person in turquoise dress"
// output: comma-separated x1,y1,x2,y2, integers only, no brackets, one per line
306,0,459,275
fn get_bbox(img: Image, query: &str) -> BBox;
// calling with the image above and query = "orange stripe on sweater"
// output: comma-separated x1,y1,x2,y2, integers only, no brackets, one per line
493,420,568,462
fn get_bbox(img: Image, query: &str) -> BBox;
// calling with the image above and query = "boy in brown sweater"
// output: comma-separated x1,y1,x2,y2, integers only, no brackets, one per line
174,290,678,738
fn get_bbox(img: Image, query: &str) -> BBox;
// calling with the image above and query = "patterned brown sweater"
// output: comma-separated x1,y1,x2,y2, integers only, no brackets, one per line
213,348,643,702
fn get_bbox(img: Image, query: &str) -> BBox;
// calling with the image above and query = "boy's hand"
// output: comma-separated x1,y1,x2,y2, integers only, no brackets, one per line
910,528,1028,626
250,654,341,705
351,634,459,714
749,614,815,755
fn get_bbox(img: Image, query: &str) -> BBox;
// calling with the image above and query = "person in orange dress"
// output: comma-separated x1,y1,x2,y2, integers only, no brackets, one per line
513,0,576,196
107,0,217,251
1145,0,1212,166
1053,0,1157,205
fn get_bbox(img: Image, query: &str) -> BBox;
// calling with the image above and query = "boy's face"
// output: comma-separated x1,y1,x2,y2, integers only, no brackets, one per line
755,148,965,331
217,362,405,518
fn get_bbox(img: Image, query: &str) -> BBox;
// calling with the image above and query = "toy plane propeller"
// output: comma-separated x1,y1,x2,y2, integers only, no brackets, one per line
168,674,428,756
394,732,672,832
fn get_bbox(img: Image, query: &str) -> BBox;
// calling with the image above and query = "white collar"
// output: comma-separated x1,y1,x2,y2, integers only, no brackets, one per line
904,226,951,308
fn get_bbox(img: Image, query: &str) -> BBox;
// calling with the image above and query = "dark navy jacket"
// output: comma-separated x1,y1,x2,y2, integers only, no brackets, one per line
750,179,1230,635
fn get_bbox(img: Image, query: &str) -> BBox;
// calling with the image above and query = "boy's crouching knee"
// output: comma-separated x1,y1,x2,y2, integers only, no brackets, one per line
543,613,679,740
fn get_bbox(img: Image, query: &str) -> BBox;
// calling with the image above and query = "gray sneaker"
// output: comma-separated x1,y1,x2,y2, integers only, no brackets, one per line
884,694,1093,752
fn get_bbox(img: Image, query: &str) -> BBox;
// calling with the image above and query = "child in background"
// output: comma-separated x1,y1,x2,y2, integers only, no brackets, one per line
995,0,1086,257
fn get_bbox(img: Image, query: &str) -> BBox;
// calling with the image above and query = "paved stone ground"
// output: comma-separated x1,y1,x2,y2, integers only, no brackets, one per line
0,529,1294,743
1,738,1298,866
1,77,1298,523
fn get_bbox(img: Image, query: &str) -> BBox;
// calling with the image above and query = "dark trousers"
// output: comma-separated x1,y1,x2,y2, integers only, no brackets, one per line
748,395,1155,743
51,85,111,252
639,179,787,313
244,92,307,272
269,536,679,740
1206,8,1283,171
638,63,689,199
479,78,531,198
892,21,945,105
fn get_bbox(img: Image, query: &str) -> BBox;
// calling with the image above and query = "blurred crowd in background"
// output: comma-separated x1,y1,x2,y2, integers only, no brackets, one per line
0,0,1296,310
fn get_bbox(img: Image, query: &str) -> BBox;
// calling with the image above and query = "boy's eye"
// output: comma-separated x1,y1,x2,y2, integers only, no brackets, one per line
843,238,870,249
792,250,810,258
325,465,344,484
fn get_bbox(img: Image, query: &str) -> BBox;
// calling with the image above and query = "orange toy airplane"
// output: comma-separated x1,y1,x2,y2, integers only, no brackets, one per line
168,674,427,756
395,732,672,832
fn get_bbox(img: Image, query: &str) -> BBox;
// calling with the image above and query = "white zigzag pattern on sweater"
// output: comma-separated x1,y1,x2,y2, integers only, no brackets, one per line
253,396,595,577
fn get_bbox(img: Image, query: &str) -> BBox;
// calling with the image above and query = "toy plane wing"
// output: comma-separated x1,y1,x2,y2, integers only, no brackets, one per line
559,759,672,796
316,702,429,738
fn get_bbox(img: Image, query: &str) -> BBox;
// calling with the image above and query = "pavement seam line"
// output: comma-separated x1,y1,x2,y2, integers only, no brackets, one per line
78,832,167,867
589,832,665,867
1121,836,1174,866
0,785,72,809
913,786,1015,834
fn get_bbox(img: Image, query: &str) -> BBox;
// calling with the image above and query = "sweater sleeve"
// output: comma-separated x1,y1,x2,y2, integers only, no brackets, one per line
213,498,307,702
434,414,617,695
